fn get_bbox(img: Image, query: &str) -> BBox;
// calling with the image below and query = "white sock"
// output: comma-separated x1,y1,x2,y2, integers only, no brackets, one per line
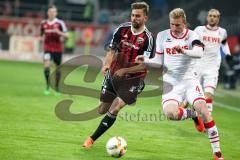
178,108,195,120
205,121,221,153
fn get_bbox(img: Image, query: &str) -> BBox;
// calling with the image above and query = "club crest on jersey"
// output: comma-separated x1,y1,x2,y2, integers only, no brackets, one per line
137,37,144,44
123,34,128,38
43,24,48,29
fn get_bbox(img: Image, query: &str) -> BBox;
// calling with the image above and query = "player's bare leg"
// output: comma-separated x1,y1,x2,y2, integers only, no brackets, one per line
163,101,199,120
43,59,51,95
163,100,205,132
98,102,113,115
193,100,224,160
83,98,125,148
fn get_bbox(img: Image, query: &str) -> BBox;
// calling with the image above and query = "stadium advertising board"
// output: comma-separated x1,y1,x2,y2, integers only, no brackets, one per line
0,17,109,47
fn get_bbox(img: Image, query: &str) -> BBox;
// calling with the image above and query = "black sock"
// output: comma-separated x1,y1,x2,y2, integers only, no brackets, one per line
55,70,61,91
91,111,117,141
44,68,50,89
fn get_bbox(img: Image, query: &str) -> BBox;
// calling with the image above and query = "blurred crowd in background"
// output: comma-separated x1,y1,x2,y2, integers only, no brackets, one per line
0,0,240,89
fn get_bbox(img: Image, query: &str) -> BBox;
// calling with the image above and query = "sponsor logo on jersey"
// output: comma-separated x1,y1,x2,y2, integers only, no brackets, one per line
203,36,220,43
120,40,140,50
166,45,188,55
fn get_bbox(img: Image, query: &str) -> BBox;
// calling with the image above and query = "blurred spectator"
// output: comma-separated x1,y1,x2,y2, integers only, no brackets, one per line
99,8,110,24
223,35,240,89
197,9,208,25
152,0,168,18
3,0,12,16
83,1,93,21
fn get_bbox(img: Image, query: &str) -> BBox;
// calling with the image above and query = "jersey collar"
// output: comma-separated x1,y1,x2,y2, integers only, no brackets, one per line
205,25,219,31
170,28,189,39
47,18,58,25
131,25,145,35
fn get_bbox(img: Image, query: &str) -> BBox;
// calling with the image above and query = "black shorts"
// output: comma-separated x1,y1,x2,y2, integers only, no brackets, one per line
100,70,145,105
43,52,62,65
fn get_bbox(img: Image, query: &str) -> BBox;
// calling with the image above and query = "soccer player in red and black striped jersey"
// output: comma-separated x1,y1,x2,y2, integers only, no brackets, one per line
40,5,68,95
83,1,154,148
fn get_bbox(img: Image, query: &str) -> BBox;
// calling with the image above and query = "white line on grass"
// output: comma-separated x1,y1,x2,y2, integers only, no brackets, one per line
214,102,240,112
214,92,240,112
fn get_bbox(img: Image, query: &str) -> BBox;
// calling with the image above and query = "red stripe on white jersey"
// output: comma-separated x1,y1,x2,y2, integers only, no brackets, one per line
205,86,216,90
163,99,179,106
170,28,189,39
192,97,206,106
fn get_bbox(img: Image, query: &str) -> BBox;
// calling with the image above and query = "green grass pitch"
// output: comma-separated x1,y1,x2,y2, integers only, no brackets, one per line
0,60,240,160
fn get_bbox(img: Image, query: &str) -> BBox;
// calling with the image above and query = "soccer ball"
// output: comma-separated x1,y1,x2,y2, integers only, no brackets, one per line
106,136,127,158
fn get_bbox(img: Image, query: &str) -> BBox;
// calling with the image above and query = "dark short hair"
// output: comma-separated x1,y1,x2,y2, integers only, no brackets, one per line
48,4,57,10
131,1,149,16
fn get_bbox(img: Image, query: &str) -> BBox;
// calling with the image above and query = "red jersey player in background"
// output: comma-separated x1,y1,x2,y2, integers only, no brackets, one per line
40,5,68,95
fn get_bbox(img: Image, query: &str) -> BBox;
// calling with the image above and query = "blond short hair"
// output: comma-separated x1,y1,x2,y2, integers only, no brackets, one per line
208,9,220,18
169,8,186,22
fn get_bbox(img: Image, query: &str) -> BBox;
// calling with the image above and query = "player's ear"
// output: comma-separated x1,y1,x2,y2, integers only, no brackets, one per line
144,15,148,22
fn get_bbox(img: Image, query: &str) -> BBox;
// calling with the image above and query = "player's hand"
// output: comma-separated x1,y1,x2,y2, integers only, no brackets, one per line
101,65,110,75
173,45,184,54
135,55,145,63
114,68,126,78
54,28,62,35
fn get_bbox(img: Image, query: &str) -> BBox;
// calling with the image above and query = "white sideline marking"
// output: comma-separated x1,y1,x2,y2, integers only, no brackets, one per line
214,92,240,112
214,102,240,112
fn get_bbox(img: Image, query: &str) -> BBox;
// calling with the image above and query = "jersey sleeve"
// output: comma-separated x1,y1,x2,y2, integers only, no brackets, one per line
152,32,164,65
59,20,68,32
189,30,204,49
193,26,201,35
109,25,122,49
156,32,164,55
221,29,230,55
40,21,44,36
221,29,228,44
142,32,155,59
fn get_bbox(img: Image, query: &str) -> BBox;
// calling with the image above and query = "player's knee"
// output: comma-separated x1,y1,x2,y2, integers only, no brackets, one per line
163,105,178,120
98,107,107,115
109,98,125,115
205,92,213,99
193,100,211,120
98,103,110,115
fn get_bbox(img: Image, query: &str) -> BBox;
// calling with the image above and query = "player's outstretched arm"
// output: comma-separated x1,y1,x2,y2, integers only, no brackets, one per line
173,45,203,58
54,28,69,39
102,50,115,75
114,63,146,78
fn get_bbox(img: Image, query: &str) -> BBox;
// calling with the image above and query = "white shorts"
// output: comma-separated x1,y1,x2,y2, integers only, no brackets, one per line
162,79,205,108
199,66,219,95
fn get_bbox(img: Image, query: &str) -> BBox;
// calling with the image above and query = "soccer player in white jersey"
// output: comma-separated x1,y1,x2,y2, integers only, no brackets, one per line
141,8,224,160
194,9,231,115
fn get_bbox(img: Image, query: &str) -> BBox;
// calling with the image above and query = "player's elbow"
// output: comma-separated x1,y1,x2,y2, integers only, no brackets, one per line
184,46,203,58
196,49,203,58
